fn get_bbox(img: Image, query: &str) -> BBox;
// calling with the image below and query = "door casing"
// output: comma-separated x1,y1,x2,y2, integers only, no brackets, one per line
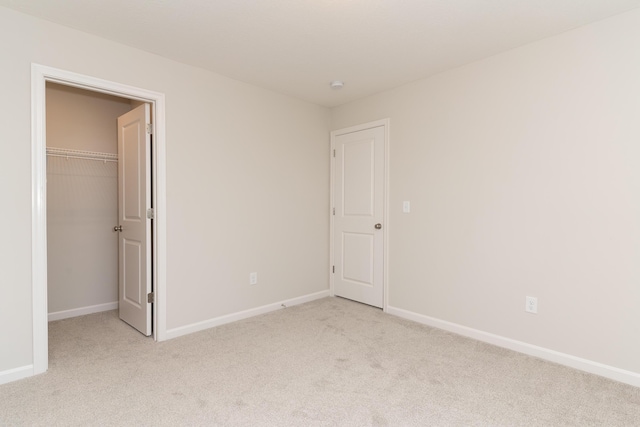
31,64,167,376
330,119,390,311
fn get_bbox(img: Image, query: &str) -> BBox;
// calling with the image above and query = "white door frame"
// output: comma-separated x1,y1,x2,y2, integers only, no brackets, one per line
329,118,390,311
31,64,168,376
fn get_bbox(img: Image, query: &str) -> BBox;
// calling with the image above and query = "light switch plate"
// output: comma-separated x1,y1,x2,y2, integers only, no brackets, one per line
403,201,411,213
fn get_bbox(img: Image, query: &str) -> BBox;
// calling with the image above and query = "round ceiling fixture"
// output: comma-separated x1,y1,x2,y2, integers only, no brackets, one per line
330,80,344,90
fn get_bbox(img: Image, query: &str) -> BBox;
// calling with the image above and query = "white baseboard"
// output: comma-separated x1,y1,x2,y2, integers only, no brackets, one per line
48,301,118,322
165,290,330,340
0,365,34,385
386,305,640,388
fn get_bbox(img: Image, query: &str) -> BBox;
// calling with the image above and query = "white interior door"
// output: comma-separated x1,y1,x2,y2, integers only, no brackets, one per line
333,125,385,308
116,104,152,335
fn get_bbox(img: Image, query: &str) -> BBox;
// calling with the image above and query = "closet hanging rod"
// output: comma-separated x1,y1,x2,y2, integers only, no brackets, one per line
46,147,118,163
46,153,118,163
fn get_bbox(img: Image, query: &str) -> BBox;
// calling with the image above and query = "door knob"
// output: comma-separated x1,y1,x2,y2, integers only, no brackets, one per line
375,223,382,229
114,225,122,232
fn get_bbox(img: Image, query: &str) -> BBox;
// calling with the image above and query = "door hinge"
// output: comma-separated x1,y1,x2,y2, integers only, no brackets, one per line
332,265,335,273
333,149,335,158
146,123,153,135
332,207,335,215
147,208,155,219
147,292,155,304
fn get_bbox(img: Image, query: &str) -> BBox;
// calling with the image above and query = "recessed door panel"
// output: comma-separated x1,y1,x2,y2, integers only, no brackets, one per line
122,123,142,221
342,232,374,286
123,239,142,306
343,139,374,217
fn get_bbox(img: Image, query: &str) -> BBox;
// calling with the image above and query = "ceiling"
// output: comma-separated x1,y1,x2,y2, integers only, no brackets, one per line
3,0,640,107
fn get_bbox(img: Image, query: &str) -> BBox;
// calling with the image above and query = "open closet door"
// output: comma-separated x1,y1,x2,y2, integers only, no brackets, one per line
116,104,152,336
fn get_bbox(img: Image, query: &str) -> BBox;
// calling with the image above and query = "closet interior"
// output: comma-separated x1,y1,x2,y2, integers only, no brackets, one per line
46,83,137,321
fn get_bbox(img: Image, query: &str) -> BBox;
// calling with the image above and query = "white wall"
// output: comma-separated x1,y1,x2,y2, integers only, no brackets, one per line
332,8,640,376
0,6,329,375
47,83,132,154
46,84,132,316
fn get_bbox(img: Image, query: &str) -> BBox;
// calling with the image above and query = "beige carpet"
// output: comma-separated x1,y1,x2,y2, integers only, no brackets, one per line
1,297,638,426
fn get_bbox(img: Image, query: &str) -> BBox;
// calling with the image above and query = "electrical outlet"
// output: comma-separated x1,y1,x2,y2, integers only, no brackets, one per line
525,296,538,314
249,272,258,285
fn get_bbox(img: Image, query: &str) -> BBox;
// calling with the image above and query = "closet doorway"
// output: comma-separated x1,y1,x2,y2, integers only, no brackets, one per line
46,84,152,335
31,64,167,377
46,83,126,321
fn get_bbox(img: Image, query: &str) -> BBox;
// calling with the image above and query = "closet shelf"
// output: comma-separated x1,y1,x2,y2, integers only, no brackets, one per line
46,147,118,163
